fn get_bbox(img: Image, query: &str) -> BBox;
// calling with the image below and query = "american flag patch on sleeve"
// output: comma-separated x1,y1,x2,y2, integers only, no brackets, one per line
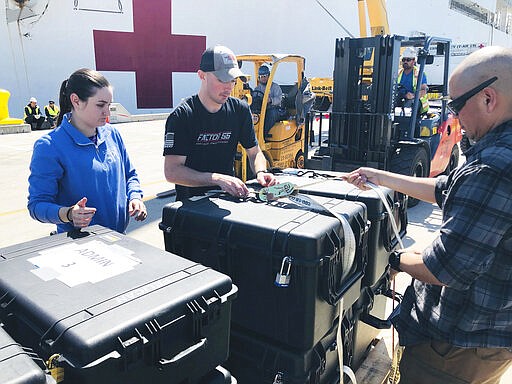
164,132,175,148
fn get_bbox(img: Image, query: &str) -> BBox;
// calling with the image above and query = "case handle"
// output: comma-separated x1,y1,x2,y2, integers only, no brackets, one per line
158,337,207,367
360,288,402,329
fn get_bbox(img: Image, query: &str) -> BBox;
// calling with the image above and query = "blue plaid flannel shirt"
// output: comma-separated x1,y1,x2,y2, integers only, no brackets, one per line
395,121,512,348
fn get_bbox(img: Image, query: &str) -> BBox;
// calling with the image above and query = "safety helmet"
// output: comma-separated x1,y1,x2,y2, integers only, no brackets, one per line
258,65,270,76
402,47,417,59
29,97,37,103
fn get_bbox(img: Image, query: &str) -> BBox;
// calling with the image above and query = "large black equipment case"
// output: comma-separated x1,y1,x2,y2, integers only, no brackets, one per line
0,326,55,384
226,323,340,384
0,225,237,384
160,194,369,351
260,170,406,371
270,170,407,287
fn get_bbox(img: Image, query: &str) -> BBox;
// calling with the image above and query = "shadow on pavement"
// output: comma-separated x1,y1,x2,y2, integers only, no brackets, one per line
407,201,442,232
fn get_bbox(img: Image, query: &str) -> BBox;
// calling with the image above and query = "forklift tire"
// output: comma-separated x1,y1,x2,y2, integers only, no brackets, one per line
444,144,460,175
390,146,429,207
295,150,305,169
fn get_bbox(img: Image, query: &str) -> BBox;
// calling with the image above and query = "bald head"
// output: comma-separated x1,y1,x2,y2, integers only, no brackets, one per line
449,46,512,137
451,46,512,100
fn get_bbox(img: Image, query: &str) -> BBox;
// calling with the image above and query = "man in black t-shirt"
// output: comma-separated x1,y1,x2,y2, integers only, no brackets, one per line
163,45,276,201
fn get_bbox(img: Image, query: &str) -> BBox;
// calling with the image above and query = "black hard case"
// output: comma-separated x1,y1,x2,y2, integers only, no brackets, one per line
267,172,405,372
199,366,237,384
160,194,369,351
271,171,407,287
226,323,339,384
0,226,237,384
0,326,55,384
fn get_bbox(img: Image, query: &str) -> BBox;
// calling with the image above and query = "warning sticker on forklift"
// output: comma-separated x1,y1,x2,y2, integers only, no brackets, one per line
28,240,141,287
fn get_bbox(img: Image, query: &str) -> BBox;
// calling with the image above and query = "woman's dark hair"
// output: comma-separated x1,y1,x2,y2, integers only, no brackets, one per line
57,68,111,126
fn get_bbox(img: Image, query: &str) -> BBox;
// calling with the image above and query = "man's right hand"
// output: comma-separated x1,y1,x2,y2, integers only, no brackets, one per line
343,167,383,190
213,174,250,198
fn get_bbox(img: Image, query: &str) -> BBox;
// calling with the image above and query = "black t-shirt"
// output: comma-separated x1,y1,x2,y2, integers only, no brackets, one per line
163,95,258,201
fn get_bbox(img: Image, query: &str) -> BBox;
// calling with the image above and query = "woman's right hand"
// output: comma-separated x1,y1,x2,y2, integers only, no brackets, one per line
68,197,96,228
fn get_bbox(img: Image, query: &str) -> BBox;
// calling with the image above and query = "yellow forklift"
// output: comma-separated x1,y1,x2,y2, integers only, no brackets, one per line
232,54,313,181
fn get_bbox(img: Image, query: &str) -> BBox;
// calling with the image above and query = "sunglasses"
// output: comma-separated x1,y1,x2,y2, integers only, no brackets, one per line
447,76,498,115
402,58,414,62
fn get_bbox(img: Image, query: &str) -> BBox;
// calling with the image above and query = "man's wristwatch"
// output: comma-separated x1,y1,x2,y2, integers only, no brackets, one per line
388,250,403,272
255,170,267,176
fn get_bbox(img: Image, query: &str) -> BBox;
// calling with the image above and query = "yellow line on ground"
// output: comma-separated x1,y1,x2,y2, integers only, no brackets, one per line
0,208,27,217
143,179,168,186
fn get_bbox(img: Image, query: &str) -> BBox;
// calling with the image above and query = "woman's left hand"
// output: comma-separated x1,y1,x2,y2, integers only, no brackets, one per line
129,198,147,221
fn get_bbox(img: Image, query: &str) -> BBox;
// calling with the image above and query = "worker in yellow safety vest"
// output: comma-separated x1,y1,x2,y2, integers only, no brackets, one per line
24,97,45,130
397,47,429,114
44,100,60,128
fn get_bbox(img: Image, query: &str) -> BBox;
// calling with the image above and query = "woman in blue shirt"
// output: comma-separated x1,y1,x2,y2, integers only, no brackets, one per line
28,68,147,233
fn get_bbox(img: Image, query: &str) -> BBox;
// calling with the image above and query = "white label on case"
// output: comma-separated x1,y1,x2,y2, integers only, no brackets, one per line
28,240,140,287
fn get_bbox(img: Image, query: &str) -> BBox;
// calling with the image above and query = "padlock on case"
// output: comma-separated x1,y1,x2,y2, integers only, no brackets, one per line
275,256,293,287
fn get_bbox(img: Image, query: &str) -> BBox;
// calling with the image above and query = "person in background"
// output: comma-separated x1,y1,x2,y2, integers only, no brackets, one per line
24,97,45,130
254,64,283,135
44,100,60,129
345,46,512,384
397,47,429,114
28,68,147,234
163,45,276,202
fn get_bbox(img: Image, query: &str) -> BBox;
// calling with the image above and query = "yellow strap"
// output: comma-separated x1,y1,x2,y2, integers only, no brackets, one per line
388,345,404,384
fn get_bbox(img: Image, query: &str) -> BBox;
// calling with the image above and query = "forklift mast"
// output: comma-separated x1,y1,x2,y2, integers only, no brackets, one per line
329,35,401,171
308,34,454,175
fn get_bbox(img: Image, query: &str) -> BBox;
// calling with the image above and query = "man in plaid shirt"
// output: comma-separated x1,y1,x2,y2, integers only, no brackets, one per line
345,46,512,384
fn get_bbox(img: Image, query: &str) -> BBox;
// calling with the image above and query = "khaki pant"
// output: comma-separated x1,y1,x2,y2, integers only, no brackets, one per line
399,341,512,384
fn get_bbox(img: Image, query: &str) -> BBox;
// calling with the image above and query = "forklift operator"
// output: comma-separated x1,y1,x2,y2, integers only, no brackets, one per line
255,65,283,135
397,47,429,114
